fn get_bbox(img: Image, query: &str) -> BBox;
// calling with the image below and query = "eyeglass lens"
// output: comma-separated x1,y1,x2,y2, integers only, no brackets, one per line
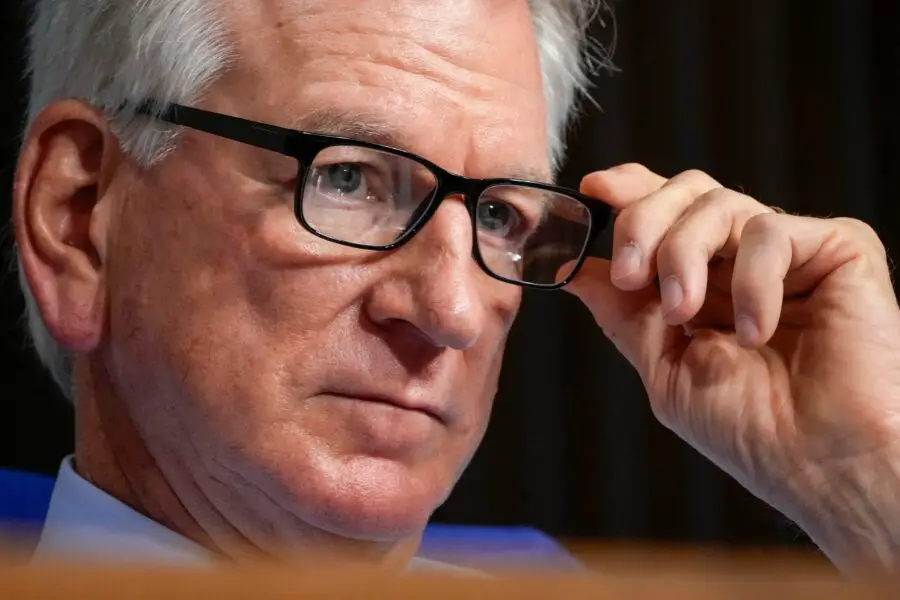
300,145,592,286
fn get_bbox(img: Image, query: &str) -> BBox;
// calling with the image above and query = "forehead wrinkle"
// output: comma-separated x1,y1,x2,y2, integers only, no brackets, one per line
301,33,536,118
231,2,550,182
271,0,542,95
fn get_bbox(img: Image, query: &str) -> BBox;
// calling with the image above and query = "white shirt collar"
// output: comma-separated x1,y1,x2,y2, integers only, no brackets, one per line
33,456,212,565
33,456,466,572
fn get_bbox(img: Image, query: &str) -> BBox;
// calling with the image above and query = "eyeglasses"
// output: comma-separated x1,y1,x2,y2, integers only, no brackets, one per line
132,101,611,289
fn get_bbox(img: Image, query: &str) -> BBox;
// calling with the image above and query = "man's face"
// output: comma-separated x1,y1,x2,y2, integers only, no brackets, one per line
104,0,549,548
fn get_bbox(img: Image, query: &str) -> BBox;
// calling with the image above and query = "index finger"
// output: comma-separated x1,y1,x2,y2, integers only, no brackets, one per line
580,163,668,210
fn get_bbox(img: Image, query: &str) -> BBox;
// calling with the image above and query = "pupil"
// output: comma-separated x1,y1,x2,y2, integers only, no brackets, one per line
327,165,362,193
479,201,511,230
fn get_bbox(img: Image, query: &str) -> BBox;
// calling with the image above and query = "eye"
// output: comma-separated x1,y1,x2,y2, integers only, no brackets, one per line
326,164,364,195
310,162,386,204
476,200,521,237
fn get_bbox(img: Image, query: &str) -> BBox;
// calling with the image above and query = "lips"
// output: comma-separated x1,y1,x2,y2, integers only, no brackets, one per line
329,390,447,425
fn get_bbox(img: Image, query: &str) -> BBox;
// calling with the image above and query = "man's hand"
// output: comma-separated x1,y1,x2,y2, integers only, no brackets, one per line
566,163,900,572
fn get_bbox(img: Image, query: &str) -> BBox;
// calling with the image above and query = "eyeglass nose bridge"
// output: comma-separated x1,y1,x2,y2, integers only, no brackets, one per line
400,172,485,242
432,171,487,211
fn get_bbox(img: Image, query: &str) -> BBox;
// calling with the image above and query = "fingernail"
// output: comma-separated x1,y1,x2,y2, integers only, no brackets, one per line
611,243,642,281
660,276,684,317
735,315,759,347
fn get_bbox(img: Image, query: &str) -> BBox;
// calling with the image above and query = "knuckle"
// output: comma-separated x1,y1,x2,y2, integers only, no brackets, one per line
833,216,873,236
700,186,767,212
674,168,708,182
668,168,718,190
614,197,665,239
833,217,886,255
688,187,729,212
690,189,762,232
612,162,655,178
668,183,699,209
742,211,781,237
696,186,730,203
691,188,756,229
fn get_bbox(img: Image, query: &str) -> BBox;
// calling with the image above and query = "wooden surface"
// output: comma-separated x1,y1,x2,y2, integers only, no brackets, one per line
1,547,898,600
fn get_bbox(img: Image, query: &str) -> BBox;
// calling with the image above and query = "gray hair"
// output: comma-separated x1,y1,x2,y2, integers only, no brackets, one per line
17,0,614,398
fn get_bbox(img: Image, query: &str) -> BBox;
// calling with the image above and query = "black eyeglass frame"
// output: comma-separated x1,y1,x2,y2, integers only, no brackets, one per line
133,101,611,290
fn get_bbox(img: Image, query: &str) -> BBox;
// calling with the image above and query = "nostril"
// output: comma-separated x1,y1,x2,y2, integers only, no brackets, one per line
364,270,484,352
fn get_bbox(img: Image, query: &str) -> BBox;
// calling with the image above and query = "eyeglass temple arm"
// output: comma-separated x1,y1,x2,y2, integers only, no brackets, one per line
582,208,617,259
131,101,297,156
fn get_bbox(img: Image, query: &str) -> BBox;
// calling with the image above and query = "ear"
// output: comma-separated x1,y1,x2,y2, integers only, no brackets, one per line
12,100,121,352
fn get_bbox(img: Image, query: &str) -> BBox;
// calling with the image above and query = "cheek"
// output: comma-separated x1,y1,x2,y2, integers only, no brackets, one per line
470,284,519,418
105,163,520,475
459,303,516,425
102,172,367,447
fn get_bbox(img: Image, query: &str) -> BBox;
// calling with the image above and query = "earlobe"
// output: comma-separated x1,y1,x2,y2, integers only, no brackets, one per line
12,100,117,352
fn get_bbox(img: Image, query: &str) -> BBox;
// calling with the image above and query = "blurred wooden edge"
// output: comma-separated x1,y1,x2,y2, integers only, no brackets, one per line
0,561,898,600
564,540,836,576
1,545,899,600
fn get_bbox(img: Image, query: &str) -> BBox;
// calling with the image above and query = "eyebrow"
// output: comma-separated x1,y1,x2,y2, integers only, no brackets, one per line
290,108,408,150
289,108,553,184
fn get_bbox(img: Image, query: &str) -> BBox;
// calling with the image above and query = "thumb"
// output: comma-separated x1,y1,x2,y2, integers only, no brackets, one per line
564,257,677,384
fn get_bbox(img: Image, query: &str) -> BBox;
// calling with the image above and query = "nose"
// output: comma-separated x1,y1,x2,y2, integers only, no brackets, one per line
364,200,487,351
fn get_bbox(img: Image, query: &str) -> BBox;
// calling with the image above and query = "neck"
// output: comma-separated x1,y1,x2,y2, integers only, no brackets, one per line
73,358,217,554
71,357,420,568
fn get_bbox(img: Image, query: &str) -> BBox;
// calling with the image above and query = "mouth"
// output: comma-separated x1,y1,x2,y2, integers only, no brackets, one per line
329,391,447,425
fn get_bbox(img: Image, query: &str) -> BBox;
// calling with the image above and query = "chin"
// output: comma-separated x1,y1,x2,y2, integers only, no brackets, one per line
295,454,454,542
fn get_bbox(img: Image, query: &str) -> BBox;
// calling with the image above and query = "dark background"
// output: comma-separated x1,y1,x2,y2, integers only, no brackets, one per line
3,0,899,551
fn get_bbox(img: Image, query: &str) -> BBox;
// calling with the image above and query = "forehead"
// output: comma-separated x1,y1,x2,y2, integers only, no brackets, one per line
215,0,551,179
